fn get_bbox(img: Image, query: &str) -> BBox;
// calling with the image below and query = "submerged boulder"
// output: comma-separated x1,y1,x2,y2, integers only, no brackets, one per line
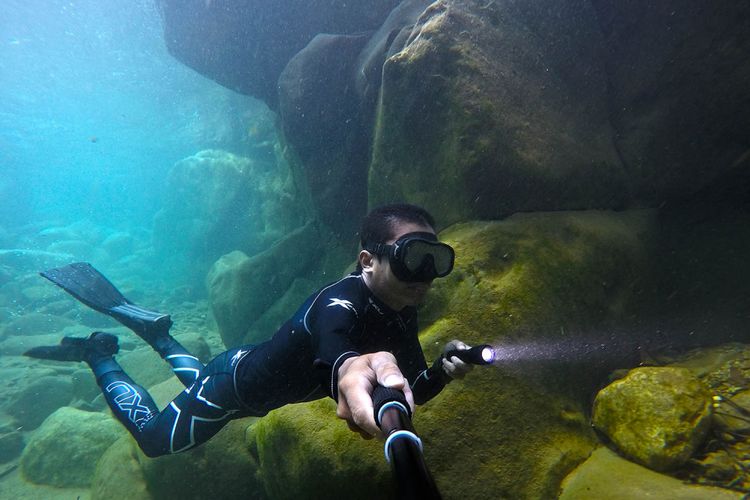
207,222,319,347
369,0,625,226
408,210,656,498
20,407,125,487
592,367,713,471
559,447,741,499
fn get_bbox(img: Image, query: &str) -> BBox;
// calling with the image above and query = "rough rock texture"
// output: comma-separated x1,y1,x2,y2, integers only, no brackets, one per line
152,149,304,285
20,407,126,487
559,447,742,500
253,398,392,499
370,0,625,226
592,367,712,471
156,0,401,107
207,222,320,347
278,32,372,235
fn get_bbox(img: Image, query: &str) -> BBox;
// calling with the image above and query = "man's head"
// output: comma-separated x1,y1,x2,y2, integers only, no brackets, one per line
358,204,454,311
359,203,437,250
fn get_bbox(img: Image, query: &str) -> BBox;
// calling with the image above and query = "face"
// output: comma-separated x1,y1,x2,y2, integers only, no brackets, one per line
359,221,436,311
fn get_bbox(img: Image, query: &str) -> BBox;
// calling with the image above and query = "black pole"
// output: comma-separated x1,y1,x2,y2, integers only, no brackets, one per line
372,385,442,500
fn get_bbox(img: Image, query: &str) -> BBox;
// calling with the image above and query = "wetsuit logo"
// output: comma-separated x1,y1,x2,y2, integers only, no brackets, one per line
105,381,153,428
230,349,247,367
327,298,357,316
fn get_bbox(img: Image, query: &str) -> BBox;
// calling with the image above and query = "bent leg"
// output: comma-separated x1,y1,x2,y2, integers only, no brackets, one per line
90,347,252,457
153,336,205,388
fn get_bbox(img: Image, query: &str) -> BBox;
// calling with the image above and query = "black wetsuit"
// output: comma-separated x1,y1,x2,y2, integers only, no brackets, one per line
92,273,447,457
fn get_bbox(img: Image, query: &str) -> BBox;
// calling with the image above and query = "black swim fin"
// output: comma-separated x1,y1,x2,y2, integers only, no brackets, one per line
24,331,119,362
41,262,172,337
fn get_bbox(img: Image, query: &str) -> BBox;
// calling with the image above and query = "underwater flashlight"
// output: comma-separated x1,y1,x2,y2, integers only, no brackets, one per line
444,344,496,365
372,385,442,500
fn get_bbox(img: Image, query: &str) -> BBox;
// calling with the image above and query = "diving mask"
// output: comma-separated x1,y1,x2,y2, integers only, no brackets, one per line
365,232,455,282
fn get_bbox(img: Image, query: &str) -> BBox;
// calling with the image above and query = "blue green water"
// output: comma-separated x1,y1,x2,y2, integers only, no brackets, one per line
1,0,264,256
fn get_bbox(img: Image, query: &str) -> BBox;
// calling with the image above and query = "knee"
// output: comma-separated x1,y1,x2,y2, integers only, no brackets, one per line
139,441,169,458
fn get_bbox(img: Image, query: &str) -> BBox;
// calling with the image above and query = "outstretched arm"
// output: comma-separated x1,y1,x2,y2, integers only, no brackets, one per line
336,352,415,438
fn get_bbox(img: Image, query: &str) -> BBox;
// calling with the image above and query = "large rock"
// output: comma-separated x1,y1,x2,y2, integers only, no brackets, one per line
207,222,319,347
91,436,151,500
156,0,401,107
559,447,741,499
20,407,126,487
592,367,712,471
277,1,432,234
278,33,372,235
369,0,626,226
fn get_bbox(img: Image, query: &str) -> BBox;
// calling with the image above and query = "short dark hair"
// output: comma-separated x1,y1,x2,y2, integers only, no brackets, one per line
360,203,436,248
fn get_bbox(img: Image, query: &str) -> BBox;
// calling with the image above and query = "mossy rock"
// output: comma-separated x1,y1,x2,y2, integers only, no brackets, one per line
410,209,655,497
253,398,393,499
592,367,712,471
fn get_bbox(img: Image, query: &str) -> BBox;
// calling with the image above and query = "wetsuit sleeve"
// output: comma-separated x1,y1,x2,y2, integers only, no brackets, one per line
399,318,447,405
307,299,362,402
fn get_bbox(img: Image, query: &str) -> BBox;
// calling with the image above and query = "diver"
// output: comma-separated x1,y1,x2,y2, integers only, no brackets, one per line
24,203,474,456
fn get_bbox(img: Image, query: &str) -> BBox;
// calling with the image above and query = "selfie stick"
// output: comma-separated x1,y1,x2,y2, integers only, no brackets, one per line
372,385,442,500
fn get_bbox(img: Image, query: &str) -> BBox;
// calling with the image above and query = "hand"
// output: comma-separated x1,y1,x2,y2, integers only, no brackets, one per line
442,339,474,380
336,352,415,439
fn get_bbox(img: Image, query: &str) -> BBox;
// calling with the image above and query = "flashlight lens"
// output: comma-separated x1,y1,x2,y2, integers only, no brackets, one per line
481,347,495,363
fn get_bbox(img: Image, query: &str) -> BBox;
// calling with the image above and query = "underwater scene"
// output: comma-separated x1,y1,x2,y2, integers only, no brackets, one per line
1,0,748,498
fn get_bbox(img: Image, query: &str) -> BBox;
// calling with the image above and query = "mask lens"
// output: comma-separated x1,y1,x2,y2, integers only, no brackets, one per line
402,240,454,276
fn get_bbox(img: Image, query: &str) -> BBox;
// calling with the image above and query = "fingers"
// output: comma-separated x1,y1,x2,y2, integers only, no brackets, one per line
370,352,416,413
444,339,470,352
442,355,474,380
337,356,380,437
336,352,414,438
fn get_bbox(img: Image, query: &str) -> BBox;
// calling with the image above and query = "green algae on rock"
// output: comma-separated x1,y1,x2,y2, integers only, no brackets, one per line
593,367,712,472
409,209,654,498
253,398,392,500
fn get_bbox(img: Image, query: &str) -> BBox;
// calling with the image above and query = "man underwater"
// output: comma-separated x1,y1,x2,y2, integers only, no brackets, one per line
25,203,474,455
